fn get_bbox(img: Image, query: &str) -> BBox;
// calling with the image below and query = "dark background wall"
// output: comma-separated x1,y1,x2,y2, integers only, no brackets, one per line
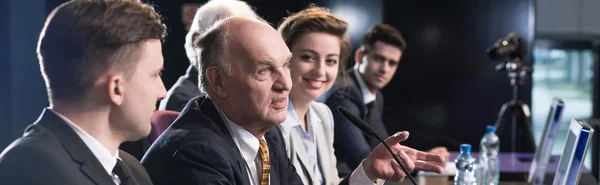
1,0,49,149
380,0,535,151
152,0,313,90
0,0,10,150
1,0,535,153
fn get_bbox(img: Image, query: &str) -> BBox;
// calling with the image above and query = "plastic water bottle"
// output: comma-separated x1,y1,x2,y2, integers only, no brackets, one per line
480,125,500,185
455,144,477,185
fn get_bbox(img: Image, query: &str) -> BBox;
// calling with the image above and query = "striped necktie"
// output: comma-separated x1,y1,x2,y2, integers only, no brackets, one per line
258,139,270,185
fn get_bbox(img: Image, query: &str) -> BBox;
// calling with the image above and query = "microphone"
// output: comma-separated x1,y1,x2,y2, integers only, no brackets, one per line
337,106,417,185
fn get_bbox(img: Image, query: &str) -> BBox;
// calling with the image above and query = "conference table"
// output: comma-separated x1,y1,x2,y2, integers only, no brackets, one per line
387,152,598,185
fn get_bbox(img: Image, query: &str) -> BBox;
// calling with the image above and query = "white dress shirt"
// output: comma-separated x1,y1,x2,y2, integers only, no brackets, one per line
354,71,377,105
287,102,324,184
213,101,379,185
51,109,121,185
287,101,384,185
213,102,269,185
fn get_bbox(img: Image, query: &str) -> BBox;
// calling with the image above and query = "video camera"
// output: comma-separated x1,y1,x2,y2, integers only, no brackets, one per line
487,32,537,154
486,32,532,85
487,32,527,62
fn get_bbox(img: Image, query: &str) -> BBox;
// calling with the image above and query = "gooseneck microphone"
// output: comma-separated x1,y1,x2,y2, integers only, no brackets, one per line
337,106,417,185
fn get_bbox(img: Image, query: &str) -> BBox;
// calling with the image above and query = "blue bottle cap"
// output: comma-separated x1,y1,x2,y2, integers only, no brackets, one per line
486,125,496,133
460,144,471,153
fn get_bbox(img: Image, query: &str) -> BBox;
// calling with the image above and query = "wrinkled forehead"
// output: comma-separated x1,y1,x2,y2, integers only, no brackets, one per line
226,26,292,70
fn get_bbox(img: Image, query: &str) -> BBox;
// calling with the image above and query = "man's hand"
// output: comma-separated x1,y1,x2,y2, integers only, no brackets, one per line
427,146,450,167
363,131,445,182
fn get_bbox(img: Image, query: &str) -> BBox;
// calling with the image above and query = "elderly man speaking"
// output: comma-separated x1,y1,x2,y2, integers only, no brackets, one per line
141,16,444,185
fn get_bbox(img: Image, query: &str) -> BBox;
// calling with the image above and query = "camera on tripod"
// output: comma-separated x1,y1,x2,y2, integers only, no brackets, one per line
487,32,527,62
486,32,533,86
487,32,536,153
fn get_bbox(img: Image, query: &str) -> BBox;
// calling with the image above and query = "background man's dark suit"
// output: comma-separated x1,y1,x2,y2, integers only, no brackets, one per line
0,109,153,185
158,65,202,112
142,96,304,185
325,69,389,177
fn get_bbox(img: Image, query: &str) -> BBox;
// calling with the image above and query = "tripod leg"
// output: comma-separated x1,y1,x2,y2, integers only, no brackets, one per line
494,102,511,135
495,101,536,153
516,103,535,153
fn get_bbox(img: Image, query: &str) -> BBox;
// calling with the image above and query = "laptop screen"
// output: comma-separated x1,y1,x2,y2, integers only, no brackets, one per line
552,119,594,185
528,98,564,183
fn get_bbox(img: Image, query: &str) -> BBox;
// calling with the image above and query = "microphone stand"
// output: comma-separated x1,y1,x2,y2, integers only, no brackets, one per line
338,106,418,185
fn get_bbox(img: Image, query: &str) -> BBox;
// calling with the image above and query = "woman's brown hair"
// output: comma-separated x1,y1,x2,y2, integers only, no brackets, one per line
277,4,352,83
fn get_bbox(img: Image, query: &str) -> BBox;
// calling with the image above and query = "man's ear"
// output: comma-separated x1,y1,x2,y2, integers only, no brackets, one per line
354,47,365,68
107,74,125,105
206,66,227,98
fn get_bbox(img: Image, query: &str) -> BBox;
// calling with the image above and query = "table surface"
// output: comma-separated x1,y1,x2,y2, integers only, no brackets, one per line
386,173,597,185
447,152,580,173
392,152,598,185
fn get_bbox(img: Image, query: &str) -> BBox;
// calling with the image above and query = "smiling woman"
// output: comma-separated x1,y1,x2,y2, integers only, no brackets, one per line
276,5,353,185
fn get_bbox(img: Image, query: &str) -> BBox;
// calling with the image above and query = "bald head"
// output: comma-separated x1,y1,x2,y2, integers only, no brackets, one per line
225,17,289,63
198,17,293,130
196,17,289,91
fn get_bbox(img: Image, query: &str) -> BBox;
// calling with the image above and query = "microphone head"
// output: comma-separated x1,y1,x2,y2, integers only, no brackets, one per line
337,106,376,136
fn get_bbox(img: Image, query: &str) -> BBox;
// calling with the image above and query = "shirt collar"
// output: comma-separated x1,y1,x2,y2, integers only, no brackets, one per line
212,101,263,165
286,100,301,128
354,70,377,104
287,100,321,128
50,109,119,176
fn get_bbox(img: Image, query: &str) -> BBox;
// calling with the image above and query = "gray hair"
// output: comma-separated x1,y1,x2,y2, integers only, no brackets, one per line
195,17,272,93
195,18,229,92
184,0,258,69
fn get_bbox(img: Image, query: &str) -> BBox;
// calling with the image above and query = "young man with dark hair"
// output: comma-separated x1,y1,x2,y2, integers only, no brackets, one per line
0,0,167,184
326,24,449,177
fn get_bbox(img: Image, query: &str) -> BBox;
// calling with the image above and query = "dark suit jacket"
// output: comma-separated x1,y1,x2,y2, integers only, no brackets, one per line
158,65,202,112
142,96,308,185
0,108,153,185
325,69,389,177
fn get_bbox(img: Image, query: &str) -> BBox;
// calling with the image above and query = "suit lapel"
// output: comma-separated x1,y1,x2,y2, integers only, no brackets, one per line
127,170,142,185
36,108,115,185
312,117,332,184
121,169,140,185
291,129,314,183
79,158,116,185
349,70,368,119
114,154,140,185
265,128,283,185
350,70,366,103
286,102,318,184
193,96,251,184
122,167,140,185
